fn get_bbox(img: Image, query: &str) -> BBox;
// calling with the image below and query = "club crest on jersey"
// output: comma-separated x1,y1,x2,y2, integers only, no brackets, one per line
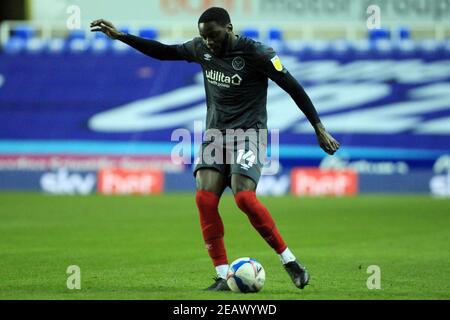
271,55,283,72
204,53,213,61
232,56,245,71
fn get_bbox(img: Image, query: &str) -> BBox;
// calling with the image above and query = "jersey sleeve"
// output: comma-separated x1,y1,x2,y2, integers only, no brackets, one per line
253,43,322,127
172,38,202,63
253,44,288,81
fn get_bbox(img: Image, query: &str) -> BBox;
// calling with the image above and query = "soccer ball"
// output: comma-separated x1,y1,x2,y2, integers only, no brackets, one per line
226,257,266,293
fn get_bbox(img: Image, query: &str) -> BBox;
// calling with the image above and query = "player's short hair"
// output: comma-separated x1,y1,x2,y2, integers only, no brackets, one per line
198,7,231,26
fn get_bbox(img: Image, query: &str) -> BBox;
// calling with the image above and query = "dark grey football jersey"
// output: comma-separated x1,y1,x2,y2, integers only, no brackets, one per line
174,36,288,131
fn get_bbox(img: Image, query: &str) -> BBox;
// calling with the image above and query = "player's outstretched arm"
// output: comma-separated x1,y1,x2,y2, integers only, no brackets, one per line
274,72,340,156
90,19,186,61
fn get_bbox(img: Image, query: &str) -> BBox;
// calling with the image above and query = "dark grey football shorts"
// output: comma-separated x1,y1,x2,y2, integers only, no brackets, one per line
193,132,267,186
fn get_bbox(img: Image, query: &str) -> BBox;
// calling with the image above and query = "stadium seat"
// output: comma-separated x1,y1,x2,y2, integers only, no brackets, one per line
309,40,330,57
241,28,260,40
330,39,351,53
119,27,131,35
11,25,36,40
371,39,394,59
94,31,109,40
25,38,47,53
352,39,373,59
266,28,284,52
69,38,90,53
398,27,411,40
420,39,440,52
91,38,110,53
139,27,158,40
283,40,307,54
47,39,65,54
395,39,416,59
3,37,26,54
268,28,283,41
68,29,86,40
369,28,391,41
419,39,443,58
112,40,131,53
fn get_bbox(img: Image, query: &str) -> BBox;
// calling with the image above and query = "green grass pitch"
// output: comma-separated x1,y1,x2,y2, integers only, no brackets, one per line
0,193,449,300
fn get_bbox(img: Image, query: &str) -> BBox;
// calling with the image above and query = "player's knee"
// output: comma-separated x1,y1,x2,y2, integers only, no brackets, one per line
231,174,257,195
196,181,220,195
195,170,225,195
196,190,220,211
234,190,257,213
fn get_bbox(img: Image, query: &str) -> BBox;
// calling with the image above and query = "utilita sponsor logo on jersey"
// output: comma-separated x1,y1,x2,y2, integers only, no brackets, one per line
98,169,164,195
205,69,242,88
291,168,359,196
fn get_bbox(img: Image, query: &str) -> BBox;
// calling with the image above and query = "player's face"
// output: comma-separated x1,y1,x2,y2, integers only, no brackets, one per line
198,21,231,56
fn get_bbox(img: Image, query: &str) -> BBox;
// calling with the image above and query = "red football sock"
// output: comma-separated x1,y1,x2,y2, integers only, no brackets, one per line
234,191,288,254
195,190,228,267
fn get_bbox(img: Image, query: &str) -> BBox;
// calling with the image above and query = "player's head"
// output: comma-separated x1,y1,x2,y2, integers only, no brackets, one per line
198,7,233,56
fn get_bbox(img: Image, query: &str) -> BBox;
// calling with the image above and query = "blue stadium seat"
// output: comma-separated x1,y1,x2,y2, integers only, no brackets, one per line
25,38,47,53
68,39,90,53
328,39,353,58
94,31,109,40
352,40,372,59
398,27,411,40
394,39,416,59
47,39,65,54
418,39,443,58
112,40,131,53
369,28,391,41
93,26,130,40
373,39,394,59
139,27,158,40
419,39,440,52
68,29,86,40
91,38,111,53
118,27,131,35
283,40,308,54
266,28,284,52
268,28,283,41
241,28,260,40
11,25,36,40
3,37,26,54
289,40,330,59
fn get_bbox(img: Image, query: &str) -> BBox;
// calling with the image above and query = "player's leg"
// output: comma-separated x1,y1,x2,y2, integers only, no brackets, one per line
231,173,288,256
195,168,230,291
230,173,310,289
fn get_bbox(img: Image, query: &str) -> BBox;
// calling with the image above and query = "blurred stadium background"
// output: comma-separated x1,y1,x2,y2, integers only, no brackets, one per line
0,0,450,300
0,0,450,196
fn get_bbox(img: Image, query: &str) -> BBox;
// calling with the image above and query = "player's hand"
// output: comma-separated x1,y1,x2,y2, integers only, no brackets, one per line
90,19,124,40
314,123,340,155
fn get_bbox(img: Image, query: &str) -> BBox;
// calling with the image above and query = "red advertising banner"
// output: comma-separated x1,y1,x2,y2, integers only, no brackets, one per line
291,168,359,196
98,169,164,195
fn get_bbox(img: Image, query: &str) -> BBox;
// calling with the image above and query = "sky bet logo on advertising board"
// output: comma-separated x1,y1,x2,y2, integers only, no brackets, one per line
205,69,242,88
40,168,96,195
